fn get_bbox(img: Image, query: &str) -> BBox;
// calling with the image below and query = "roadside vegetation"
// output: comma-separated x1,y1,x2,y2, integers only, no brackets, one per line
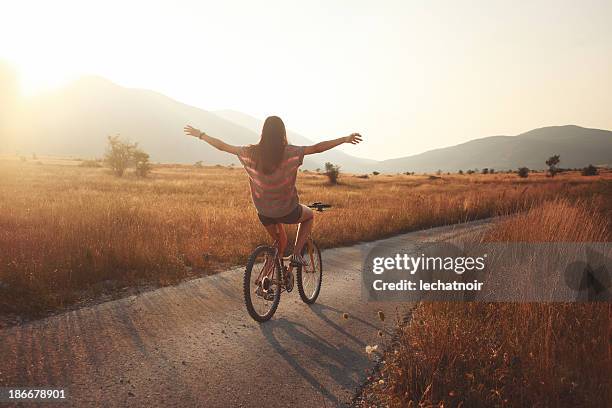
356,197,611,407
0,157,610,318
104,135,151,177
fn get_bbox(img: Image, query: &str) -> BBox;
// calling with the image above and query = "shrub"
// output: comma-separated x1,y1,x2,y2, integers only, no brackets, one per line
132,149,151,178
482,168,489,174
104,135,151,177
372,171,380,176
458,170,464,175
467,169,475,175
324,162,340,184
194,161,204,168
105,135,135,177
546,154,560,177
582,164,598,176
518,167,529,178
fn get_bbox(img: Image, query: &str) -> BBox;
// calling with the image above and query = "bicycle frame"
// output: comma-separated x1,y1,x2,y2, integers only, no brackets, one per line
255,238,317,290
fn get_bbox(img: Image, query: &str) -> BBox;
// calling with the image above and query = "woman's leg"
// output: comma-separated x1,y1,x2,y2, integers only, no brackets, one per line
264,223,287,256
293,204,314,256
264,223,279,241
276,224,287,257
259,224,284,282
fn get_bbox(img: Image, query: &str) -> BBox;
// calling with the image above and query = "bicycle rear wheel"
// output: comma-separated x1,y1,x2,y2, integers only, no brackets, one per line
244,246,281,322
296,239,323,304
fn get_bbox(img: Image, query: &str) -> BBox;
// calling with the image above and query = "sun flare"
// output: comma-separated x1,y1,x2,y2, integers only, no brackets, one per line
13,62,76,96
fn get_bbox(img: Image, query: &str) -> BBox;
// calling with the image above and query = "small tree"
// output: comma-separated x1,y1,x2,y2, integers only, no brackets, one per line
104,135,151,177
546,155,560,177
517,167,529,178
482,168,489,174
372,171,380,176
458,170,464,175
324,162,340,184
132,149,151,178
105,135,135,177
467,169,475,175
581,164,598,176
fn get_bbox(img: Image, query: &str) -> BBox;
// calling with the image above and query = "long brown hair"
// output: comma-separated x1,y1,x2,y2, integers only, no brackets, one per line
248,116,288,174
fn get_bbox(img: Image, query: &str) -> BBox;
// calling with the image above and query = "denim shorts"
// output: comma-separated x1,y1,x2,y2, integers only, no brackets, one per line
258,205,303,226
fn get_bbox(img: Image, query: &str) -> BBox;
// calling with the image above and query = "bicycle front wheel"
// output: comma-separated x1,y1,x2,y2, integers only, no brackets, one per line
297,239,323,304
244,246,281,322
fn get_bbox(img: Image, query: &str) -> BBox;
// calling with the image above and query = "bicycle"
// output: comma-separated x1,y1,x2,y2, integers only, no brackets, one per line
243,202,331,322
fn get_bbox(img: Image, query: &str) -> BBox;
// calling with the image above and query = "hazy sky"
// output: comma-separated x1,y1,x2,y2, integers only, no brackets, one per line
1,0,611,160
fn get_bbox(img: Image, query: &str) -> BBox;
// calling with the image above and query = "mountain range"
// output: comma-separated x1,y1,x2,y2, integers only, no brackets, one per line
3,75,611,172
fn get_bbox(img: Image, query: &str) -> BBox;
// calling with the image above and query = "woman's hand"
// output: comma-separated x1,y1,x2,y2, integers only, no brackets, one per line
344,133,362,145
184,125,203,138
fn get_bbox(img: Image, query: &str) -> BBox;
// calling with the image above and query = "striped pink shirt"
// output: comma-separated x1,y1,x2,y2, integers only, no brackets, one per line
237,145,305,218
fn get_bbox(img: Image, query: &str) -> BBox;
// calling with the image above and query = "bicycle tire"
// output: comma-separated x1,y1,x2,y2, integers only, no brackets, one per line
296,240,323,304
244,245,281,322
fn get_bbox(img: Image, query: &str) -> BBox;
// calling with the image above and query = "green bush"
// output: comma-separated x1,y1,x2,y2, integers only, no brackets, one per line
133,150,151,178
104,135,151,177
325,162,340,184
517,167,529,178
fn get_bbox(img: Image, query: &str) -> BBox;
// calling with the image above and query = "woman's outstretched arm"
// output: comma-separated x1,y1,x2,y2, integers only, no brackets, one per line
303,133,362,155
184,125,241,155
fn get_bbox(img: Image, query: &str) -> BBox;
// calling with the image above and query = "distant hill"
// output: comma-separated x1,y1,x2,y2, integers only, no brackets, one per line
6,77,372,171
9,76,263,166
376,125,612,173
4,75,611,173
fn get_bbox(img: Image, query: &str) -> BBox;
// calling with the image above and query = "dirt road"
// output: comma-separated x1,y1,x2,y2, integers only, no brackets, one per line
0,219,492,407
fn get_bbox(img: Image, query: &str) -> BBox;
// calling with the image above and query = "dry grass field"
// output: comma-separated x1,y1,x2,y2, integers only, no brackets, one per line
1,157,610,317
358,198,611,407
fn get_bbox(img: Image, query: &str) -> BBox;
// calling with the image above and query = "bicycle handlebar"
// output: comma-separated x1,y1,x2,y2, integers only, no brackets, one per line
308,202,332,212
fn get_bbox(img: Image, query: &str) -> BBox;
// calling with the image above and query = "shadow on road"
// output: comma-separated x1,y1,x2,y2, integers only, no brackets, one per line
259,302,385,406
309,303,384,346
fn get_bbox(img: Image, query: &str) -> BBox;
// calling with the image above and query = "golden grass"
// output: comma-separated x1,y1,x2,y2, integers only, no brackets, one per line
1,158,610,315
362,199,611,407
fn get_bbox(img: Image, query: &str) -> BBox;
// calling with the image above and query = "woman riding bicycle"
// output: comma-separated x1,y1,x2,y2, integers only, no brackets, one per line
184,116,362,265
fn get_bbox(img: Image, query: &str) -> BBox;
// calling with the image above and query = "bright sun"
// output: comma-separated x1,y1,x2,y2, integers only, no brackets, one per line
14,61,76,96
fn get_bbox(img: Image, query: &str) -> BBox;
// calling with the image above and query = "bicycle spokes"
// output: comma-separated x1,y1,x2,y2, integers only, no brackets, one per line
255,255,275,284
297,240,322,304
